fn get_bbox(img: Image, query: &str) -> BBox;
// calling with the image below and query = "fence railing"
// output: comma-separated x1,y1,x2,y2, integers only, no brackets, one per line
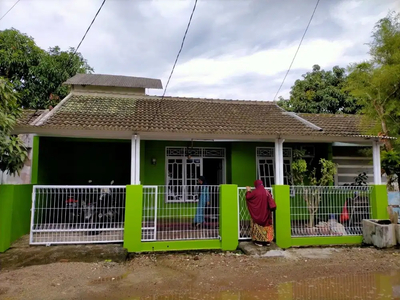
290,186,372,237
237,187,273,240
142,185,220,241
30,185,126,245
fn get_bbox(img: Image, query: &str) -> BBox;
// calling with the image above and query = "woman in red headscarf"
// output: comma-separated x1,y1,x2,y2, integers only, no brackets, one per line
245,180,276,246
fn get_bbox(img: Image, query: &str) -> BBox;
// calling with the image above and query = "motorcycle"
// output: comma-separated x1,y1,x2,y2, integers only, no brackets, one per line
81,180,118,235
65,195,81,226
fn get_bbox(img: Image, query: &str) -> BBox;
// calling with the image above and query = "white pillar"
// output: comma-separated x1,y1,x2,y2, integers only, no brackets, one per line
372,140,382,185
135,135,141,184
275,138,285,185
130,135,136,185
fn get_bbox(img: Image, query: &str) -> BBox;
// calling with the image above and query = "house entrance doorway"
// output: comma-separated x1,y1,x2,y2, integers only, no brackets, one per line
203,158,224,185
203,158,224,220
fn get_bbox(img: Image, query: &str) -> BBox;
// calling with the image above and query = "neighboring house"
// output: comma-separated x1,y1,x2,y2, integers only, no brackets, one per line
12,74,386,189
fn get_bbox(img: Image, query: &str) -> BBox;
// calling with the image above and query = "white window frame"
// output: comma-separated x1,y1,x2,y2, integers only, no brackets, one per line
256,147,292,187
165,147,226,203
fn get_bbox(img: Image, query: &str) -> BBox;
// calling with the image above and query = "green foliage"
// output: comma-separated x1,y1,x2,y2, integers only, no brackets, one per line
277,64,361,114
369,11,400,66
318,158,337,186
291,149,307,185
0,77,27,175
0,135,27,176
291,151,337,187
381,149,400,176
0,28,43,80
292,159,307,185
345,11,400,189
0,28,93,109
346,11,400,138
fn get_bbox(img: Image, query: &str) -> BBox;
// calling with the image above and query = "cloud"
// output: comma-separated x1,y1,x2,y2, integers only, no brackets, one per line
1,0,399,101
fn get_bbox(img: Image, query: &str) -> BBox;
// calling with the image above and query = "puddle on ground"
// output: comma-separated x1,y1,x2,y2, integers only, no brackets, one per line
121,271,400,300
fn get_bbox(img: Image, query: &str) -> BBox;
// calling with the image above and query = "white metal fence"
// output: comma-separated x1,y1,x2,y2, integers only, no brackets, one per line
237,187,273,240
290,186,372,237
142,185,220,241
30,185,126,245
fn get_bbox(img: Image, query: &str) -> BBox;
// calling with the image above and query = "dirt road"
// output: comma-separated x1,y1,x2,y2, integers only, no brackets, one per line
1,247,400,300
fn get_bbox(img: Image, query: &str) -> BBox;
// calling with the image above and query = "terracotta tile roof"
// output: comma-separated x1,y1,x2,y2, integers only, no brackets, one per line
17,109,46,128
64,74,163,89
298,113,375,137
23,94,388,139
32,94,321,136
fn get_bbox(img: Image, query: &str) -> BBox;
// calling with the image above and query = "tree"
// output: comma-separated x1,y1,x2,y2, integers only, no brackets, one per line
0,77,27,175
0,28,93,109
345,11,400,189
290,149,337,228
278,65,361,114
23,46,93,108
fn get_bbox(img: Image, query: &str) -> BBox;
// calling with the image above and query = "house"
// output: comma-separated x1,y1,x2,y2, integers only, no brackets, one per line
13,74,386,187
3,73,390,252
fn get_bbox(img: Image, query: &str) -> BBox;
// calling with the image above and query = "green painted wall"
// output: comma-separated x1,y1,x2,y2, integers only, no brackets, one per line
372,185,389,219
0,185,13,252
38,137,131,185
31,136,39,184
231,142,264,187
0,184,33,252
220,184,239,250
273,185,291,249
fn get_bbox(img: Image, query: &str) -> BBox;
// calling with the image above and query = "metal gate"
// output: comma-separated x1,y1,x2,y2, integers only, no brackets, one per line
141,186,158,241
30,185,126,245
237,187,273,240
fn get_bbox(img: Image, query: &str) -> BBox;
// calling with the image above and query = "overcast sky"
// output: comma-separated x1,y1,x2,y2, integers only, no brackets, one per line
1,0,399,101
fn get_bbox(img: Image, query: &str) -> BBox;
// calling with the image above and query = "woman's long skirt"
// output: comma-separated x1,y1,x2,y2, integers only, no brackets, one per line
250,219,274,242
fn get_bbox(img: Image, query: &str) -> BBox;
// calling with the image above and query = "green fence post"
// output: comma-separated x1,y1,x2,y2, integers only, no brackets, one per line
0,185,14,252
123,185,143,252
273,185,291,249
371,185,389,220
31,136,39,184
220,184,238,251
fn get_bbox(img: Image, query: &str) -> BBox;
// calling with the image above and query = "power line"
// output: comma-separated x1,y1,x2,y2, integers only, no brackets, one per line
49,0,106,106
0,0,21,22
273,0,320,101
62,0,106,79
162,0,198,98
73,0,107,56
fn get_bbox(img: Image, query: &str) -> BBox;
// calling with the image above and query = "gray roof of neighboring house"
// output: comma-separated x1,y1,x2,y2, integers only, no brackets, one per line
63,74,163,89
17,109,46,128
